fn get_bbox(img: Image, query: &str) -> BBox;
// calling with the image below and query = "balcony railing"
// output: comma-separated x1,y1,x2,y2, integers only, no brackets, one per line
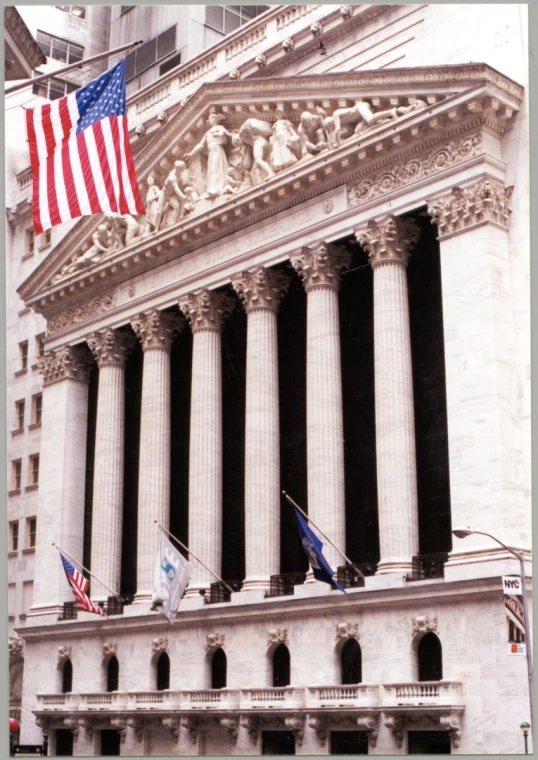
408,553,449,581
206,581,242,604
307,683,379,709
266,572,306,598
240,686,305,710
58,602,77,621
382,681,464,707
336,564,366,589
183,689,240,710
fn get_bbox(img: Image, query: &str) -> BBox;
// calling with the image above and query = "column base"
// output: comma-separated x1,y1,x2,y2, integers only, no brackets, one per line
183,583,212,599
133,591,153,604
376,559,414,575
241,576,271,592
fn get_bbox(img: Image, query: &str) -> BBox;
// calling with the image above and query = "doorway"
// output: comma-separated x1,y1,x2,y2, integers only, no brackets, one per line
55,729,73,756
100,729,121,756
331,731,369,754
408,731,451,754
262,731,296,755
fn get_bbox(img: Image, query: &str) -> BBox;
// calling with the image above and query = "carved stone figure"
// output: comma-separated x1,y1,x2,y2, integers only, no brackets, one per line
143,174,161,234
227,131,253,192
332,98,399,144
184,109,234,199
53,224,111,281
271,107,302,172
154,161,195,231
298,110,328,156
238,118,274,184
105,213,141,248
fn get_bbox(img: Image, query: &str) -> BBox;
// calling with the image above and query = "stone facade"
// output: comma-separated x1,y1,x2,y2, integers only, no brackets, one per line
8,4,530,756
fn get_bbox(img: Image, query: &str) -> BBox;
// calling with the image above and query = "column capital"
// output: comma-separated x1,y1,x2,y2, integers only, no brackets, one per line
87,327,136,368
131,309,183,352
179,289,234,333
231,267,289,313
38,345,93,386
427,177,513,239
355,215,420,268
290,242,351,291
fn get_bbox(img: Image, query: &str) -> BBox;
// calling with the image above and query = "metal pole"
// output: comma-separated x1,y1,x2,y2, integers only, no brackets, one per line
524,731,528,754
52,542,120,599
5,39,144,95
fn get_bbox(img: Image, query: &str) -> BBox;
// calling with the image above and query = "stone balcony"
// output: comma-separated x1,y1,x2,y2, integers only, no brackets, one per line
382,680,464,709
307,683,379,709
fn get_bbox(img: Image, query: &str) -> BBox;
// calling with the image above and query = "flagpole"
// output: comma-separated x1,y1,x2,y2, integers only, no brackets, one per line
5,39,144,95
52,543,121,599
282,491,364,579
154,522,235,595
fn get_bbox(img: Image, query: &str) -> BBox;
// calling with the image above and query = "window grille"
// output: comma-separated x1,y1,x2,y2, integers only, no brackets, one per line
205,5,269,35
59,601,78,620
266,571,305,597
408,552,449,581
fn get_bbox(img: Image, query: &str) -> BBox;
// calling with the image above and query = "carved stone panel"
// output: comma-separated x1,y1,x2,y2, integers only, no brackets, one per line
57,645,72,664
412,615,439,636
102,641,118,659
151,637,169,655
267,628,289,647
335,622,359,642
206,633,225,650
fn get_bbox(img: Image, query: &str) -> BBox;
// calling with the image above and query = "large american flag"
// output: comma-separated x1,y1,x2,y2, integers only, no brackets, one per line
60,553,107,618
26,59,145,235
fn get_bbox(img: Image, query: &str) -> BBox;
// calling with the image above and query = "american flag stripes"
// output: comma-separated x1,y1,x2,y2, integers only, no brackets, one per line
60,553,107,618
26,59,145,235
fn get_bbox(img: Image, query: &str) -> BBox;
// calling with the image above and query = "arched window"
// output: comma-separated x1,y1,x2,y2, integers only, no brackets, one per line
107,655,119,692
156,652,170,691
211,648,227,689
272,644,290,687
418,633,442,681
62,659,73,694
341,639,362,684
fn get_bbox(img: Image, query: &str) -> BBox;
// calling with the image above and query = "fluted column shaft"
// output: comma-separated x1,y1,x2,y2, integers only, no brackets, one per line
232,268,288,590
291,244,350,572
179,290,233,593
356,215,420,574
131,310,182,601
87,328,134,600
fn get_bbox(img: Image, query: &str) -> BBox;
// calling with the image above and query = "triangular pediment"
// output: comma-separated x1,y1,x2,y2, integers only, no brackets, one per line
19,63,523,313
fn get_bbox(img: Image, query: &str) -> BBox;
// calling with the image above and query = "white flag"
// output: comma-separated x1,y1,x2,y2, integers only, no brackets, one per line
151,532,192,623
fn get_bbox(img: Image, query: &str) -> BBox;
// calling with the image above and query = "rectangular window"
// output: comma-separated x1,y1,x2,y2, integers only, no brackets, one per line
55,5,86,18
16,400,25,430
8,584,16,617
125,25,177,81
36,334,46,359
32,76,79,101
12,461,22,491
10,521,19,552
36,31,84,64
38,229,52,249
29,454,40,486
205,5,269,34
32,394,43,425
19,341,28,371
25,227,35,255
27,518,37,549
23,581,34,614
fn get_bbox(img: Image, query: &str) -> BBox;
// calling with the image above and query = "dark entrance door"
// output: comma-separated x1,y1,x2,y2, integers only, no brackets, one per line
408,731,451,754
100,729,121,756
55,729,73,756
262,731,296,755
331,731,369,754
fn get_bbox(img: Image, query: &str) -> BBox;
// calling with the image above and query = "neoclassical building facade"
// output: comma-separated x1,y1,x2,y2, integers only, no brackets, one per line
12,4,530,756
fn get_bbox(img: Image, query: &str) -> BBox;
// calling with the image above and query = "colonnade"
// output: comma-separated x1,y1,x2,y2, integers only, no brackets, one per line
37,215,421,605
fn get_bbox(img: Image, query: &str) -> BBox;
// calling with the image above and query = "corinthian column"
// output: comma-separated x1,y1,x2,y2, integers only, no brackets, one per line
291,243,350,572
131,309,183,601
87,328,135,600
232,267,289,591
355,215,420,574
179,289,234,594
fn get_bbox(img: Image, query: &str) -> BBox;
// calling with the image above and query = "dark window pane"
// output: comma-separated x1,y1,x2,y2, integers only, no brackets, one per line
418,633,443,681
156,652,170,691
159,52,182,76
273,644,290,687
206,5,224,31
107,656,119,692
62,659,73,693
224,8,242,33
157,26,176,60
211,648,227,689
341,639,362,685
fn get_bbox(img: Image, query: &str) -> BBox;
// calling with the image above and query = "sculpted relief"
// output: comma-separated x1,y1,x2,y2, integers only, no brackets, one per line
52,97,427,283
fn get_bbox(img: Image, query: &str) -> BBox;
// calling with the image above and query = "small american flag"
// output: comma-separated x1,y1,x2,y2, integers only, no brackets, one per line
26,59,145,235
60,553,107,618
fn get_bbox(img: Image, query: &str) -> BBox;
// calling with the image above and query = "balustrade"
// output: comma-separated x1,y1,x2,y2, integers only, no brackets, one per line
307,683,379,708
382,681,463,706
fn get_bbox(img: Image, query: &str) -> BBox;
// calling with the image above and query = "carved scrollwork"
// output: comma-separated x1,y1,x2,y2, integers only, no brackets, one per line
427,177,513,238
87,328,136,368
412,615,439,636
39,345,92,385
335,622,359,642
131,309,183,352
220,717,239,744
63,717,79,738
206,632,225,650
232,267,289,313
9,636,24,659
383,714,404,748
102,641,118,659
285,716,305,746
180,715,199,744
57,645,72,664
267,628,289,647
355,214,420,268
291,242,351,291
162,717,180,741
110,717,127,743
151,637,169,655
47,290,117,335
179,289,234,333
308,716,328,746
127,716,144,742
240,715,260,745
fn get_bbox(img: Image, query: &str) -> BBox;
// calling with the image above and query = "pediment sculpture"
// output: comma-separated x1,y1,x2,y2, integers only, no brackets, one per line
50,95,428,284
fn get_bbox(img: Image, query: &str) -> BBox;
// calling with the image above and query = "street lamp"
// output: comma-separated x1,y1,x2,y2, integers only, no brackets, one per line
452,527,533,737
521,722,530,754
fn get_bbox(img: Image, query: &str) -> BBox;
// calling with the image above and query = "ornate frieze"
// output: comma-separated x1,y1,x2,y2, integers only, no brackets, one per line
232,268,289,313
355,215,420,268
179,289,234,333
335,622,359,642
384,713,461,749
427,177,513,238
131,309,183,352
348,132,483,208
57,645,72,664
206,633,225,650
291,243,351,291
102,641,118,659
267,628,289,647
151,637,169,655
9,636,24,659
47,290,118,335
310,715,377,747
412,615,439,636
38,346,92,385
87,328,136,368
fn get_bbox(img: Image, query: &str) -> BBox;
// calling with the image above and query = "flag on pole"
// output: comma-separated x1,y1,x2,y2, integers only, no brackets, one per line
60,553,107,617
152,532,193,623
294,509,347,593
26,59,145,235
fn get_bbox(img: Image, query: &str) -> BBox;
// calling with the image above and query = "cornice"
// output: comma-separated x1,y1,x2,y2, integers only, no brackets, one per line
4,6,46,71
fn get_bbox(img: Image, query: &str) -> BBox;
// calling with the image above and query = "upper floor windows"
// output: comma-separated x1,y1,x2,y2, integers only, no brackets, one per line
62,659,73,693
29,454,40,487
12,461,22,492
417,632,443,681
15,400,25,431
25,228,35,256
32,76,79,101
55,6,86,18
107,656,119,692
341,639,362,685
36,31,84,65
19,341,28,371
156,652,170,691
272,644,290,687
26,517,37,550
205,5,269,35
36,335,46,360
125,26,176,82
9,521,19,552
211,648,227,689
32,393,43,426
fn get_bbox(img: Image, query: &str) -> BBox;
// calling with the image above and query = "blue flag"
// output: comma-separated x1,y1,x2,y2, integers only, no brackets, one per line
294,509,347,593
